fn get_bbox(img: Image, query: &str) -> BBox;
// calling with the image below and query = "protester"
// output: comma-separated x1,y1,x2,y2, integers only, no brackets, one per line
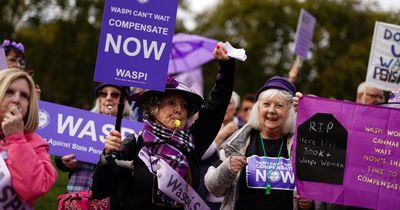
55,83,134,209
2,39,41,98
55,84,132,192
0,68,57,208
91,43,235,209
204,76,312,210
202,91,242,162
199,91,242,210
237,93,255,127
2,39,25,70
355,81,384,105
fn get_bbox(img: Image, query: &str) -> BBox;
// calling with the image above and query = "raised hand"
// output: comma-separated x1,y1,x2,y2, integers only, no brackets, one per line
213,42,230,61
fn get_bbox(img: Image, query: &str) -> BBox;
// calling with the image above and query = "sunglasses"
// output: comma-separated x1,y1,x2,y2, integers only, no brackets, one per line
98,91,120,99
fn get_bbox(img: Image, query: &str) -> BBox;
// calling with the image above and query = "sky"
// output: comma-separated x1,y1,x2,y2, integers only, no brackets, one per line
178,0,400,30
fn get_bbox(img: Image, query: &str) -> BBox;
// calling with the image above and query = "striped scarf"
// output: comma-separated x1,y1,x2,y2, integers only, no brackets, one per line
142,119,194,178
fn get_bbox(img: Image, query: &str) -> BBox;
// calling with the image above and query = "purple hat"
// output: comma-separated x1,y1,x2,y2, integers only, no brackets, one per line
383,90,400,108
255,76,296,101
136,76,204,116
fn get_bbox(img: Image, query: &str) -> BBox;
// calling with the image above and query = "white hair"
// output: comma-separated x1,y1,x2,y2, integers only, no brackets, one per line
357,82,367,94
231,91,241,110
247,89,296,135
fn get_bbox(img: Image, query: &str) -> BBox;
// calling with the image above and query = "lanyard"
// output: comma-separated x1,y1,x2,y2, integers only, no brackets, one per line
259,133,284,195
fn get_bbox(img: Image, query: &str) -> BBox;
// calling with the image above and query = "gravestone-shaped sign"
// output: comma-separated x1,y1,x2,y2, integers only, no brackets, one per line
296,113,348,184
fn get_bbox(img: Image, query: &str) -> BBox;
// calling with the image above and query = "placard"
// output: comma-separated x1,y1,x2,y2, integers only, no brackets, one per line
94,0,178,91
294,96,400,210
293,9,316,59
37,100,143,164
366,21,400,91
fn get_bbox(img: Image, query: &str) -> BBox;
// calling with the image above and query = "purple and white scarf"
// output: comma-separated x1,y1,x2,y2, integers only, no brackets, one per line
142,119,195,178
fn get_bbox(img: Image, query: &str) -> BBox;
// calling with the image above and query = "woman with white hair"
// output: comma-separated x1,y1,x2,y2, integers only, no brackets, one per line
55,83,133,209
205,76,312,210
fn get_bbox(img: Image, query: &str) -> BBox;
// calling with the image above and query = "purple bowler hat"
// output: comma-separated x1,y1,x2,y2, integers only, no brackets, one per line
254,76,296,101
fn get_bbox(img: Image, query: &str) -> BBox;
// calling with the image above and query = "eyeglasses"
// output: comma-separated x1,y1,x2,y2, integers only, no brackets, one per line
98,91,120,99
366,93,384,101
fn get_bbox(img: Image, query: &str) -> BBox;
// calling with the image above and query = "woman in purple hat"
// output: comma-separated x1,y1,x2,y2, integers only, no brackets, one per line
2,39,41,98
205,76,312,210
91,43,236,210
2,39,25,70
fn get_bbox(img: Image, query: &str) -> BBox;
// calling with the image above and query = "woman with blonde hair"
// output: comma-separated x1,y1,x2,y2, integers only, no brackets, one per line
0,68,57,208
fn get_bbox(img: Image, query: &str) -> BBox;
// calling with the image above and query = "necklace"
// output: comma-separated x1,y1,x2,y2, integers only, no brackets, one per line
259,133,284,195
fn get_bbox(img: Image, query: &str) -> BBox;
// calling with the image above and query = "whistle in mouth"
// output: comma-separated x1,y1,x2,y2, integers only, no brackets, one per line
173,119,182,128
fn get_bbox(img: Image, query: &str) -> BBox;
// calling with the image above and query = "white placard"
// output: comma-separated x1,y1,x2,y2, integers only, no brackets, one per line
366,21,400,91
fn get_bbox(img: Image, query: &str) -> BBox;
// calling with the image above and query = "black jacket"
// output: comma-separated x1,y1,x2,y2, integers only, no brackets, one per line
91,59,235,210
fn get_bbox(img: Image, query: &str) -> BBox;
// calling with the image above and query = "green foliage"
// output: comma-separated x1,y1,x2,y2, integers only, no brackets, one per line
0,0,51,37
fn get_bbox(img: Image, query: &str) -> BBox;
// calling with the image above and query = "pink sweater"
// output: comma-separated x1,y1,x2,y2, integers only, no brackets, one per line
1,132,57,206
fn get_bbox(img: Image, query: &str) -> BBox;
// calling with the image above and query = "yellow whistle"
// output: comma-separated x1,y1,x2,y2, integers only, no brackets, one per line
173,119,182,129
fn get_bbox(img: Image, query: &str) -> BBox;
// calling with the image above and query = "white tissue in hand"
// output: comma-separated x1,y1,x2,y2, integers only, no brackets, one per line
222,41,247,62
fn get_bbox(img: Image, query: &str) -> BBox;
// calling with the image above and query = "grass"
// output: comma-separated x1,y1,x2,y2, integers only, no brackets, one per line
34,156,69,210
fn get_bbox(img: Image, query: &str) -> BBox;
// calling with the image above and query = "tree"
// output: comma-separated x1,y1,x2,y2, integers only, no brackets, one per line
0,0,52,37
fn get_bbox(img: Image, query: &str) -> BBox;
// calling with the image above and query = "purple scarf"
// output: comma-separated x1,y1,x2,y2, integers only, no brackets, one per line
142,119,194,178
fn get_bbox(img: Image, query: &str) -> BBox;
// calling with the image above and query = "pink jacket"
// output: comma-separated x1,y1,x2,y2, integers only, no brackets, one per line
1,132,57,206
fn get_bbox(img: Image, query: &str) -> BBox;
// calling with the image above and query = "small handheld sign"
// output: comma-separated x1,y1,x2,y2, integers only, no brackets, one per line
293,9,316,59
366,21,400,91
